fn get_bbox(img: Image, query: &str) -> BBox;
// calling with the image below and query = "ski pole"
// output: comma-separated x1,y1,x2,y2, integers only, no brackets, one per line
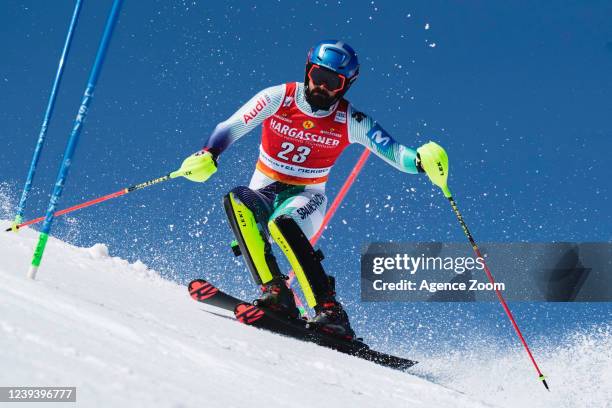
287,149,371,315
12,0,83,233
418,141,549,391
6,168,193,233
28,0,124,280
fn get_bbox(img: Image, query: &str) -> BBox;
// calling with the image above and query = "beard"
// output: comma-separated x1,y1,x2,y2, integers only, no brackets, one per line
304,83,340,111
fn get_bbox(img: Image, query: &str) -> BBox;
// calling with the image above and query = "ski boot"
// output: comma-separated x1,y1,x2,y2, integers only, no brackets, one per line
254,276,299,320
307,301,356,341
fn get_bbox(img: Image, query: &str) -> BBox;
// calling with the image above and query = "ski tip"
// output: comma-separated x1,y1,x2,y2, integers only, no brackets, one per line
188,279,219,301
234,303,265,324
188,279,207,292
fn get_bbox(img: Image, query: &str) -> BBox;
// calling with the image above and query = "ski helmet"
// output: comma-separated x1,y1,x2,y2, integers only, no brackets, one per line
304,40,359,110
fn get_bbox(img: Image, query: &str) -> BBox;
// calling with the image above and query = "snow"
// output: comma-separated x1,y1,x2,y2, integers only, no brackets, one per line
0,221,491,408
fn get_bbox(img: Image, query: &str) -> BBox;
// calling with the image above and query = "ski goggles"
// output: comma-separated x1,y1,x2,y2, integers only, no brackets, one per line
307,64,347,92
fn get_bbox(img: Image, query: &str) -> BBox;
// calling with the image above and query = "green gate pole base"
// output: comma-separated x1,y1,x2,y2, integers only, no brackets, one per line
28,233,49,280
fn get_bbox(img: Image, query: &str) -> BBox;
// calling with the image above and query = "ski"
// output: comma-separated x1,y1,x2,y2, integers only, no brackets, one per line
234,302,417,371
188,279,243,311
187,279,417,370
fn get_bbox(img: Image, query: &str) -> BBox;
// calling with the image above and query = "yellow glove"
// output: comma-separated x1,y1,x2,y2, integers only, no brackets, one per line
174,149,218,182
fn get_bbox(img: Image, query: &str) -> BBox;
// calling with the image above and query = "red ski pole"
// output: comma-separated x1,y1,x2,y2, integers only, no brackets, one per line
7,189,128,232
418,141,549,390
7,165,196,233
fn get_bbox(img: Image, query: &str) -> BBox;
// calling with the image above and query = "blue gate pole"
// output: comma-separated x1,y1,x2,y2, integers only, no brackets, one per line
28,0,124,279
12,0,83,232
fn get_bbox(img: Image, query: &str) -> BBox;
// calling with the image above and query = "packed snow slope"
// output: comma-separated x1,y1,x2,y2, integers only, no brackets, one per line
0,221,491,408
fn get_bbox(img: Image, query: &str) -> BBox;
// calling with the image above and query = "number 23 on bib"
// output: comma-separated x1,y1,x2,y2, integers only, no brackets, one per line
257,82,351,185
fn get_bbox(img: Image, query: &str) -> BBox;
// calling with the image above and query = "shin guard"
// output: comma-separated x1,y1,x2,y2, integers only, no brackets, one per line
223,192,281,285
268,215,333,308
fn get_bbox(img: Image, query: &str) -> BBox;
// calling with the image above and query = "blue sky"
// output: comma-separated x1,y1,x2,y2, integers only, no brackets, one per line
1,2,611,343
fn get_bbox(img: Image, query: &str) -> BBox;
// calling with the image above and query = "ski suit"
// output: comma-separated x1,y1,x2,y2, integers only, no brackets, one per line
206,82,419,308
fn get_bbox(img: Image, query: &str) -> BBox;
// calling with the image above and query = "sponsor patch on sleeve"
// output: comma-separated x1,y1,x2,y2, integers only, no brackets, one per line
334,110,347,124
367,123,391,146
351,110,366,123
283,96,294,107
242,96,269,124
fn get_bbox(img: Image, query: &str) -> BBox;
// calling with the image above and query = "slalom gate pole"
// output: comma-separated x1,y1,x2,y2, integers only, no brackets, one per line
28,0,124,280
6,173,178,232
288,149,371,315
12,0,83,232
418,141,548,390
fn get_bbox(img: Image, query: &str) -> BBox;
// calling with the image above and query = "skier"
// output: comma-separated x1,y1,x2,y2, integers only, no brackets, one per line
180,40,447,340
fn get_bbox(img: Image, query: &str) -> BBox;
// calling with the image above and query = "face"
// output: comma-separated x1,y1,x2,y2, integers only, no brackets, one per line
304,63,350,110
306,80,342,110
307,80,340,97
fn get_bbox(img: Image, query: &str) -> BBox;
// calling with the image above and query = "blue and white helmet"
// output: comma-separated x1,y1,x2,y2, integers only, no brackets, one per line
304,40,359,109
306,40,360,84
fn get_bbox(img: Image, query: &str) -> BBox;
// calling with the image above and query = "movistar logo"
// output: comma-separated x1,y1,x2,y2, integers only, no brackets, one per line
367,125,390,146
